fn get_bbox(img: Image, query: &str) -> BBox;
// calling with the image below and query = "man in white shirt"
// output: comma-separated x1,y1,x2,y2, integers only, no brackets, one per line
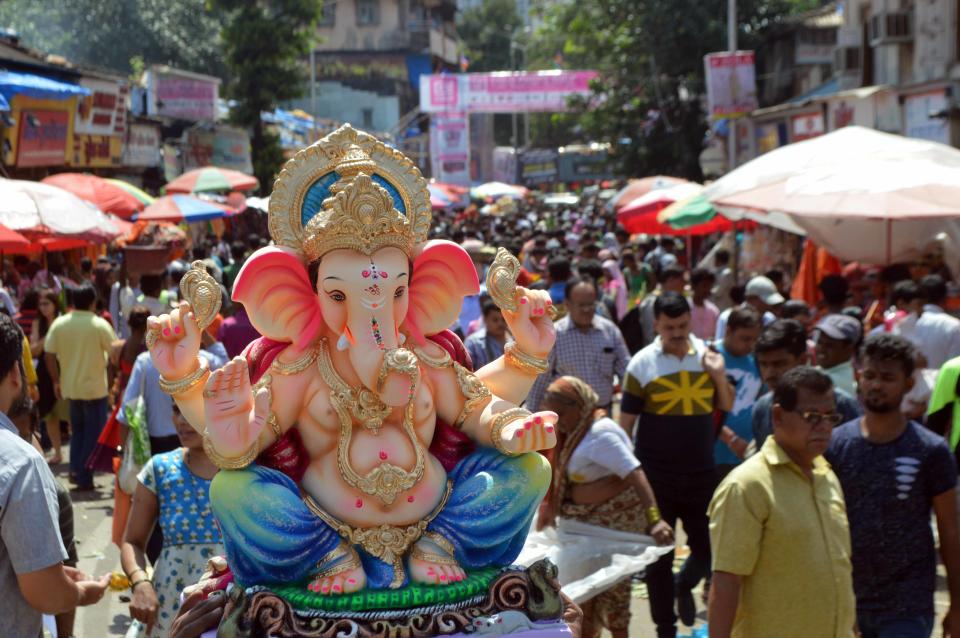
915,274,960,369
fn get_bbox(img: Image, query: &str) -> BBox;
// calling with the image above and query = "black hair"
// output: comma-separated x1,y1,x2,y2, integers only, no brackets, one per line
729,284,746,306
231,241,247,260
0,313,23,381
890,280,923,307
860,333,916,377
755,319,808,358
727,306,762,333
576,259,604,282
192,243,209,261
140,274,163,298
919,274,947,305
659,266,685,284
774,365,833,411
481,299,501,317
690,267,716,286
72,283,97,311
818,275,849,305
547,257,572,282
653,291,690,319
781,300,810,321
880,263,912,285
127,305,151,332
80,257,93,273
20,289,39,313
565,276,598,301
715,249,730,265
764,269,784,286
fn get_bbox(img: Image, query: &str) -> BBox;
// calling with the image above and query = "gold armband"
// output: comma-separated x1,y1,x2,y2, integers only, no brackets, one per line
452,362,492,429
159,358,210,396
645,505,662,529
504,342,549,376
490,407,532,457
202,430,259,470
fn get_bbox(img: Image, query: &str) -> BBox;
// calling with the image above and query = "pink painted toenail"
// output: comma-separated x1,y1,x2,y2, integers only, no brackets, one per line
546,426,554,433
535,416,542,424
321,585,329,593
520,297,527,305
332,585,342,592
163,328,170,336
407,495,415,502
516,430,524,437
347,578,356,584
440,575,447,581
379,450,388,460
174,326,181,334
524,421,532,429
355,498,363,508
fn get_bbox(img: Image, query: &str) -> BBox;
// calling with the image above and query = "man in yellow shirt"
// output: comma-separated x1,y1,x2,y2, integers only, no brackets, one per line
44,284,116,491
707,366,856,638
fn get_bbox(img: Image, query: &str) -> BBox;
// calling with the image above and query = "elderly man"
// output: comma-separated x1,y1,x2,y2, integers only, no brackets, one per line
526,277,630,413
708,366,855,638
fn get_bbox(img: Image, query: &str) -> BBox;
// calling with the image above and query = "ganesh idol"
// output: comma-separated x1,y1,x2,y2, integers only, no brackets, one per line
145,125,558,597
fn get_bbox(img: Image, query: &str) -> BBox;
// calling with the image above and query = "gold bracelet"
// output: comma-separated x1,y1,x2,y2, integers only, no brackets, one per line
202,430,259,470
159,358,210,396
126,568,146,581
130,577,152,591
504,342,549,376
645,505,663,528
489,407,532,457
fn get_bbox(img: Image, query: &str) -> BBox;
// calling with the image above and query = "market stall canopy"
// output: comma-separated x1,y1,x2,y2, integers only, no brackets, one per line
165,166,259,194
428,184,456,209
42,173,146,219
618,183,736,235
0,179,118,236
608,176,688,211
0,70,90,104
703,126,960,263
105,179,156,207
0,224,29,250
134,194,234,223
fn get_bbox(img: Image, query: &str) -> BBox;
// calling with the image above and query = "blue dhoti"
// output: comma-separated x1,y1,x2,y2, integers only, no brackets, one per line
210,447,551,589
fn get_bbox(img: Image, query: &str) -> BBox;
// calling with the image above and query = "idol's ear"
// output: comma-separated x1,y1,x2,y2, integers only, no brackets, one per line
403,240,480,345
232,246,323,353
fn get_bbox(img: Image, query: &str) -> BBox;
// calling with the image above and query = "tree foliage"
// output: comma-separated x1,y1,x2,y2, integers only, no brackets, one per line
527,0,819,179
209,0,323,194
457,0,524,73
0,0,225,78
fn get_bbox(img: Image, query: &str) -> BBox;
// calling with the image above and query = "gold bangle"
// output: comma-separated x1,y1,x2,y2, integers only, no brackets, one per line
645,505,663,528
202,430,259,470
504,342,549,376
130,577,152,591
126,568,146,581
159,358,210,396
489,407,532,457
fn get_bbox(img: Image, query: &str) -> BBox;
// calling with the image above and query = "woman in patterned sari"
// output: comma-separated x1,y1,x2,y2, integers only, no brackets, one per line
538,376,674,638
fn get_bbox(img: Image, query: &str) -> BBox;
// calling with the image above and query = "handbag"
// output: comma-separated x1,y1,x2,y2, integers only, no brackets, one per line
118,369,151,495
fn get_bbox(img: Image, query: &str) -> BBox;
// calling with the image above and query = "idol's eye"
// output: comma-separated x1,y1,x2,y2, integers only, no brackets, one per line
328,291,346,302
394,286,406,299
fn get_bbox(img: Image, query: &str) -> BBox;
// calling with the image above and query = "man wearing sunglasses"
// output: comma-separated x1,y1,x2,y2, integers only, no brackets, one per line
708,365,854,638
827,334,960,638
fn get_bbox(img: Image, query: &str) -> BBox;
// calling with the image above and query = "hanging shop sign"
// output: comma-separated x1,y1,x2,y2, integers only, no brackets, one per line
420,71,598,114
429,111,470,185
123,122,161,167
71,134,123,168
18,109,70,167
75,77,127,136
704,51,759,120
147,67,220,122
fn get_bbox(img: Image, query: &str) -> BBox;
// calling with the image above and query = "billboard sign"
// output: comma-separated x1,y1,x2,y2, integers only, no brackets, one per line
17,109,70,167
123,122,162,167
148,67,220,122
420,71,598,113
75,77,127,136
429,111,470,185
704,51,759,120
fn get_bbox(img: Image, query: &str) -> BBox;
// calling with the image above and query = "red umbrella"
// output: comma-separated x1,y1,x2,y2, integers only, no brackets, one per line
41,173,146,219
165,166,259,194
0,223,29,250
609,176,689,211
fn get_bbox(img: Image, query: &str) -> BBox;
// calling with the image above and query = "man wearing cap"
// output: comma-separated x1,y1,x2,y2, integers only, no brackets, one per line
715,276,782,341
814,314,862,397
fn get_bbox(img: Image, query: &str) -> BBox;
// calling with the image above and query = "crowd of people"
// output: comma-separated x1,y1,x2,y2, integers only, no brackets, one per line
0,194,959,638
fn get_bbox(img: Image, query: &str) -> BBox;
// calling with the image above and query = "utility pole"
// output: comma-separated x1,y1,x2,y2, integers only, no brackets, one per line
727,0,737,173
511,38,518,151
310,47,318,142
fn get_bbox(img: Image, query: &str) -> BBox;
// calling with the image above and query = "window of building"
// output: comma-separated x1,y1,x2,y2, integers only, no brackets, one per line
357,0,379,25
362,108,374,129
318,1,336,26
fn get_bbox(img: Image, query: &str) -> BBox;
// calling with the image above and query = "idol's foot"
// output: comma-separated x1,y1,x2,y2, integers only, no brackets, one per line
307,542,366,595
408,533,466,585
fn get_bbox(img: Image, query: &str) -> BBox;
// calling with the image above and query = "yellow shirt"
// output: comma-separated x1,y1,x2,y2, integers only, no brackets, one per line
44,310,116,400
21,336,36,386
708,437,856,638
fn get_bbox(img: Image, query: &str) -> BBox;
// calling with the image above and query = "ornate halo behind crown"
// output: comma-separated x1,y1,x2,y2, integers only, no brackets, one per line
268,124,432,262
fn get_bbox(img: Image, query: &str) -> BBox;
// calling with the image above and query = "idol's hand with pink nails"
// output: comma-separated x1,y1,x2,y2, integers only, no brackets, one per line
146,302,203,380
501,287,556,359
202,357,270,458
497,411,559,455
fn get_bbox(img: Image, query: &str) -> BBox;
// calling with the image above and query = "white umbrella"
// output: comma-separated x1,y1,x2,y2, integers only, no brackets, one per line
0,179,118,236
470,181,527,200
704,126,960,263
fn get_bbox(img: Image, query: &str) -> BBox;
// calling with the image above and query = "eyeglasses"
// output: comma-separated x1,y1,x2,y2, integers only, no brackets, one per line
793,410,844,427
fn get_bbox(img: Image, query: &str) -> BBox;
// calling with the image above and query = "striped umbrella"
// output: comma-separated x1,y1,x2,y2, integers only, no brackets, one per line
41,173,146,220
105,179,156,206
165,166,259,194
134,195,234,223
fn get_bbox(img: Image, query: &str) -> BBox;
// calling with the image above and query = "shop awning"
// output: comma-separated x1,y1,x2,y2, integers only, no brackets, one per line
0,70,89,105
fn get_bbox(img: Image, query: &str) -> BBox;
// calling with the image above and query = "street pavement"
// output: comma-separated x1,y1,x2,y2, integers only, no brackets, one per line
53,445,951,637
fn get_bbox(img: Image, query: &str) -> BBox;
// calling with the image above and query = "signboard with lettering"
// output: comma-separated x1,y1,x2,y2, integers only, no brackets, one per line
790,112,825,141
904,91,949,144
71,134,123,168
429,111,470,185
519,149,558,185
123,122,161,167
704,51,759,119
492,147,518,184
17,109,70,167
75,77,127,136
182,126,253,174
420,71,598,114
148,68,220,122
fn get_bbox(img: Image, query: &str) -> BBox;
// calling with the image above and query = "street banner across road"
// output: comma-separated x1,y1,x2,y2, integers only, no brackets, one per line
704,51,759,120
420,71,598,113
